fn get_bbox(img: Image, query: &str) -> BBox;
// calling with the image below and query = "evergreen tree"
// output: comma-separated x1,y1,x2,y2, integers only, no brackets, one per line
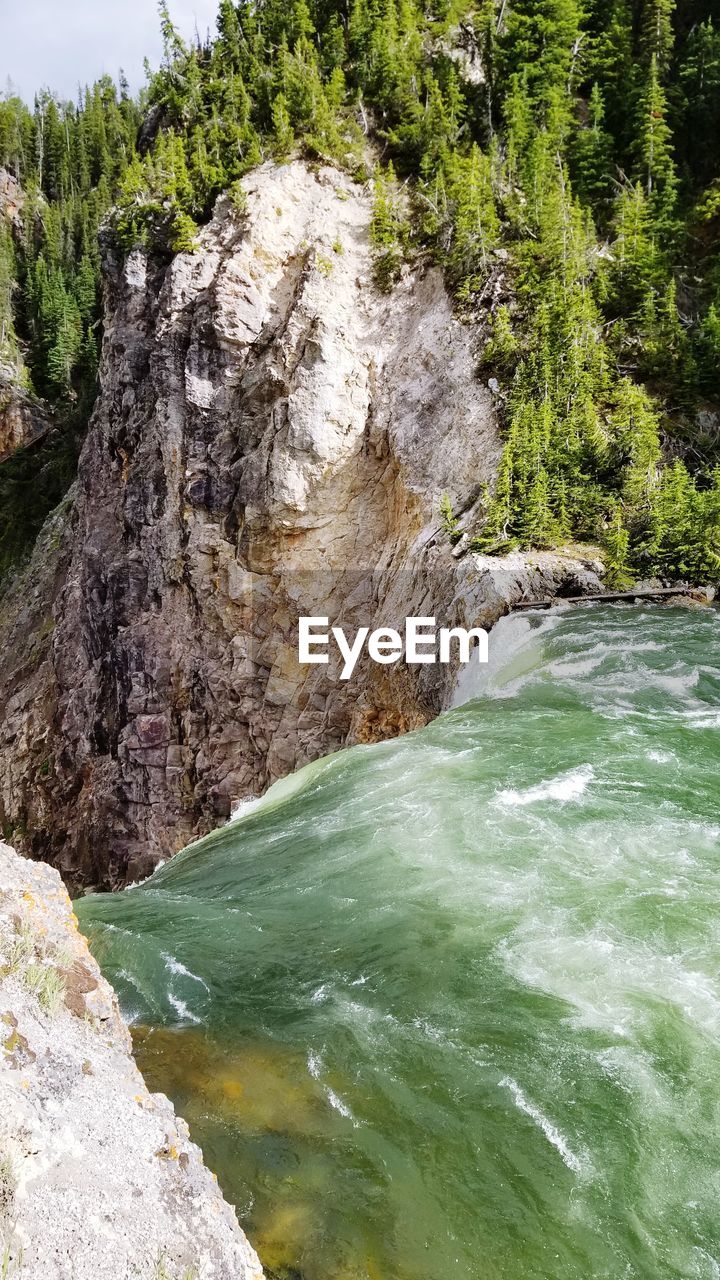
603,504,633,587
370,164,405,290
0,222,17,363
2,0,720,583
640,0,676,74
634,55,677,225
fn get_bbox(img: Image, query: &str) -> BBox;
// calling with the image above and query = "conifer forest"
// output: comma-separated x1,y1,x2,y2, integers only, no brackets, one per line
2,0,720,582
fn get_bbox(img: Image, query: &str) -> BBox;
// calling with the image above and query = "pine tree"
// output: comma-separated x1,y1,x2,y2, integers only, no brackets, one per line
603,504,633,587
0,223,17,363
271,94,294,158
483,306,518,372
3,0,720,583
634,55,676,222
611,181,663,311
571,83,613,210
677,19,720,190
612,379,661,508
640,0,675,75
370,164,405,291
444,145,499,296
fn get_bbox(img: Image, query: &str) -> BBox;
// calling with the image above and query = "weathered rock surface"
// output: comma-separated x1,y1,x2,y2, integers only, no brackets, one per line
0,366,51,462
0,170,24,229
0,840,264,1280
0,159,603,889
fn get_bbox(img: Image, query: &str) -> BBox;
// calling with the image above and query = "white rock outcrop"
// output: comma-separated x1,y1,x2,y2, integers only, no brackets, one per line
0,842,264,1280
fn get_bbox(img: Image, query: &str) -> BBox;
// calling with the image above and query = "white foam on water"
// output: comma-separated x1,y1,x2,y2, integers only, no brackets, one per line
226,755,332,828
683,710,720,730
161,952,210,991
595,1045,670,1111
307,1052,359,1125
452,610,563,706
98,921,141,939
495,764,594,808
501,923,720,1042
230,794,265,820
690,1248,720,1279
324,1086,356,1123
167,993,201,1024
545,654,607,678
117,968,148,1003
500,1076,585,1174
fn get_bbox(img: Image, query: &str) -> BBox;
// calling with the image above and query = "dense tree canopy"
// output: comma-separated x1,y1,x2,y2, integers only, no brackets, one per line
1,0,720,580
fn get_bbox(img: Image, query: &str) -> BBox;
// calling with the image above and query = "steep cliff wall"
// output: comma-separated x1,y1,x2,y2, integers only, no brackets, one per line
0,841,264,1280
0,160,602,888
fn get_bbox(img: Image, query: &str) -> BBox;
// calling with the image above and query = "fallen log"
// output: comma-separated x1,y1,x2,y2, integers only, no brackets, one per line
513,587,703,611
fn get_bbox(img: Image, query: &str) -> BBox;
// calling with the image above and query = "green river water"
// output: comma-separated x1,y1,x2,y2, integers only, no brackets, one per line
76,604,720,1280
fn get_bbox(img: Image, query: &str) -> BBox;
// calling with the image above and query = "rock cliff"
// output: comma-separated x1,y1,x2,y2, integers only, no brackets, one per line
0,160,602,889
0,840,264,1280
0,369,51,463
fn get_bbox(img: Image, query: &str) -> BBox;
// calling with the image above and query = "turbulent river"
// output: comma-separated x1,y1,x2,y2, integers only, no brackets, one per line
76,604,720,1280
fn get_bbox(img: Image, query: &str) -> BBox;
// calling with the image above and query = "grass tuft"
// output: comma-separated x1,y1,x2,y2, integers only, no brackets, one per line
22,962,65,1015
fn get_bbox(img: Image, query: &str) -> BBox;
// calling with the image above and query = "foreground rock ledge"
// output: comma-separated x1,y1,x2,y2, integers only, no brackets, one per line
0,842,264,1280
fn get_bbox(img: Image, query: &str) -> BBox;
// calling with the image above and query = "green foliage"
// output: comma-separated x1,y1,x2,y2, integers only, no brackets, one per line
0,78,140,572
0,222,18,364
23,960,66,1015
439,493,459,539
603,505,633,589
633,55,677,225
4,924,34,974
639,462,720,579
370,164,406,291
423,144,500,300
483,306,519,373
1,0,720,583
271,95,294,160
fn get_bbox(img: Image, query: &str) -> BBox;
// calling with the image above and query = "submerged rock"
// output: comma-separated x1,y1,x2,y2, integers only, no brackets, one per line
0,841,264,1280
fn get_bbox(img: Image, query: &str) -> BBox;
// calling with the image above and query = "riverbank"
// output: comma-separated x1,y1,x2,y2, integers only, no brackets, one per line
0,841,263,1280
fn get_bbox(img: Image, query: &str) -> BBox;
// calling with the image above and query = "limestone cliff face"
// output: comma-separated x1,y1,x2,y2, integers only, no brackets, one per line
0,841,264,1280
0,160,602,889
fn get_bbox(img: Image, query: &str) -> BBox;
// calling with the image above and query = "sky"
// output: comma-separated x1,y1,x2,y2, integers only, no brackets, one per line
0,0,221,104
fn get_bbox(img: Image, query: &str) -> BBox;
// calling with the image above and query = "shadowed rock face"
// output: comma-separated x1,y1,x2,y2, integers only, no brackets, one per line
0,372,51,463
0,160,601,890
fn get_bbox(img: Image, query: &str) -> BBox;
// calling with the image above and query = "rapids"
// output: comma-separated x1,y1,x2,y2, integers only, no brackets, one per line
77,603,720,1280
